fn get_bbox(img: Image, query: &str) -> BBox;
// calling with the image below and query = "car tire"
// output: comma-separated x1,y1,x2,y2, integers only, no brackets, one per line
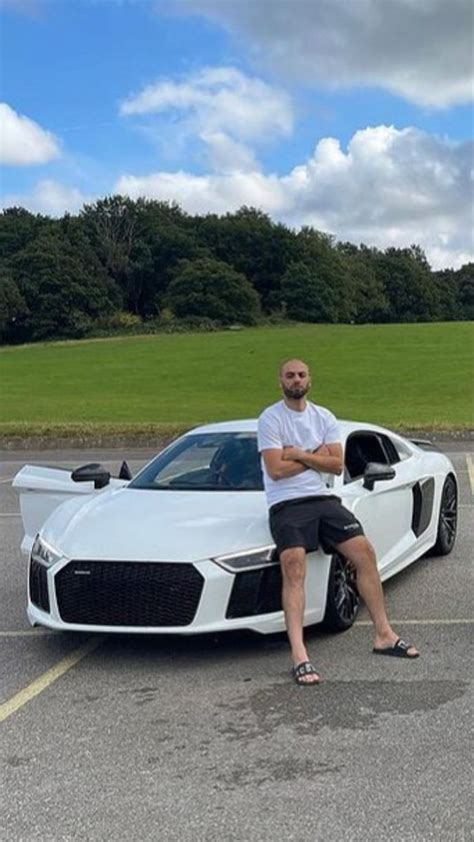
321,552,360,632
428,475,458,556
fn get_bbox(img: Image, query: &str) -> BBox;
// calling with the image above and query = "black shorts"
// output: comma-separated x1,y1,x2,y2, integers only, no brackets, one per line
269,495,365,556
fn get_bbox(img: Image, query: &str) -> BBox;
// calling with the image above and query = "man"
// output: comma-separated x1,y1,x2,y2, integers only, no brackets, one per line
257,358,419,686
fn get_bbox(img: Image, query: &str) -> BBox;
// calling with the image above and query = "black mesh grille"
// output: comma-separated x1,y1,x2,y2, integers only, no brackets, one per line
226,565,282,619
29,558,50,612
55,561,204,627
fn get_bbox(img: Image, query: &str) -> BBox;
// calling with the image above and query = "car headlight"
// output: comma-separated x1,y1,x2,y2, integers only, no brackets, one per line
31,534,63,567
213,546,275,573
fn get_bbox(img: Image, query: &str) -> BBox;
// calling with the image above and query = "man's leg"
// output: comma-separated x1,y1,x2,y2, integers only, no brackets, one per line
280,546,321,682
334,535,419,656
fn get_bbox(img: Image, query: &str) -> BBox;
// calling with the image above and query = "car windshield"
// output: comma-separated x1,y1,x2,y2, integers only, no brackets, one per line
129,432,264,491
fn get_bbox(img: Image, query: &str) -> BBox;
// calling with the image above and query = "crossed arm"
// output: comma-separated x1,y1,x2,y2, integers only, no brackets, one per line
262,443,344,481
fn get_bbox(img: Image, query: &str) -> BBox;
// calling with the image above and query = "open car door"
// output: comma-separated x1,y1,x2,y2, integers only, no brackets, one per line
13,465,127,555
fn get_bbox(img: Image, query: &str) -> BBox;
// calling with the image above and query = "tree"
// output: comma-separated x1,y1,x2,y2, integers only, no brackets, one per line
337,243,390,323
11,229,120,341
431,269,462,320
0,207,51,258
145,225,208,317
165,258,261,324
196,207,299,308
374,246,438,322
0,271,28,344
273,229,351,322
454,263,474,320
81,195,151,314
279,261,340,323
81,196,205,316
0,194,470,343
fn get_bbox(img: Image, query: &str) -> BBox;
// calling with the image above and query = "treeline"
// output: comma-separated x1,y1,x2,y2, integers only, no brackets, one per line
1,197,472,344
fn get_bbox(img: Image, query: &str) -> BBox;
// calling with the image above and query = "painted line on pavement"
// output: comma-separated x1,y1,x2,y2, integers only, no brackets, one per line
0,513,21,517
0,636,102,723
466,455,474,496
0,477,14,484
0,630,59,637
1,619,472,635
354,618,474,626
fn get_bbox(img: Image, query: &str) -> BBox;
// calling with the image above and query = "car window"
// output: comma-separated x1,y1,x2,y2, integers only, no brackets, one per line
130,433,264,491
344,433,389,483
378,434,401,465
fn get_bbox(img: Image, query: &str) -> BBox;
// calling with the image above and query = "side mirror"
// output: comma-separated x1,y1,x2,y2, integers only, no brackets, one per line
118,460,133,481
71,463,111,490
363,462,396,491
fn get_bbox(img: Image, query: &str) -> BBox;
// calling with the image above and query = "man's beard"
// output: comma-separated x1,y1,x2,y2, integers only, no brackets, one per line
283,385,309,400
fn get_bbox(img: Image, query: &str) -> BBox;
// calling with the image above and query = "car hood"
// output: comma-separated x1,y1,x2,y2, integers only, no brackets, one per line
41,486,271,561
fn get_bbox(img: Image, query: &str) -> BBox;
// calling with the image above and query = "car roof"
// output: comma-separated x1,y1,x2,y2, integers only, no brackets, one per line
188,418,403,440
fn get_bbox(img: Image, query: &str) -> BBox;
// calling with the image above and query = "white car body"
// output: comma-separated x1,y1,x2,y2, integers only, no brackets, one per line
13,419,457,635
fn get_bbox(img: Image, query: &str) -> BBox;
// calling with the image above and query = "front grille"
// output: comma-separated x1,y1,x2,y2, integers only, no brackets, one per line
29,558,50,612
55,561,204,627
226,565,282,619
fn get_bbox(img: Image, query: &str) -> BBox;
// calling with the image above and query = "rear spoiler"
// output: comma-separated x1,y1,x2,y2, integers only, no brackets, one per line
410,438,435,448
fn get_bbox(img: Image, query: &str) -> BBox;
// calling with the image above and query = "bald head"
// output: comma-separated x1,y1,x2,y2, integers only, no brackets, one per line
278,359,311,400
279,358,310,376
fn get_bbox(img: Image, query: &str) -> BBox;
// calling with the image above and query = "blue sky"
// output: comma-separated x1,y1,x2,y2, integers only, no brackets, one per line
1,0,473,268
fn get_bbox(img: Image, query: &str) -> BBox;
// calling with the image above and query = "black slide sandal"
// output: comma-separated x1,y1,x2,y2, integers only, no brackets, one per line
373,638,419,658
292,661,323,685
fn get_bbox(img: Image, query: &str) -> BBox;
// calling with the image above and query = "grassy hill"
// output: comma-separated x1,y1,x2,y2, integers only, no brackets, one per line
1,322,472,439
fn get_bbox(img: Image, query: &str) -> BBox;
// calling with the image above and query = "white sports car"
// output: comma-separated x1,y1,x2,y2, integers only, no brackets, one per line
14,420,457,636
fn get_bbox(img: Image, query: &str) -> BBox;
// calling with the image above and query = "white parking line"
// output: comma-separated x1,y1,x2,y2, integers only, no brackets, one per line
466,455,474,496
0,636,102,723
0,630,58,636
0,618,472,722
0,477,14,484
355,618,474,626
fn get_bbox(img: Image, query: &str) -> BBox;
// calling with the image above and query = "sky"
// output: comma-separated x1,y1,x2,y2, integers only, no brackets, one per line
0,0,473,269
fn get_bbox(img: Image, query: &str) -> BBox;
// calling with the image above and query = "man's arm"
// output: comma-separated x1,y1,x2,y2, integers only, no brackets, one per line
261,449,308,481
282,443,343,476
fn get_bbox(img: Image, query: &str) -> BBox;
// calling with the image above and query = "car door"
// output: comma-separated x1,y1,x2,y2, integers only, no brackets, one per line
13,465,126,554
340,431,415,575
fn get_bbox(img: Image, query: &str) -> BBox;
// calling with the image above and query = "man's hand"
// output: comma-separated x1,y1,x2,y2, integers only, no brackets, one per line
314,444,330,457
262,442,343,480
261,448,307,480
282,444,330,461
283,443,343,476
282,445,304,461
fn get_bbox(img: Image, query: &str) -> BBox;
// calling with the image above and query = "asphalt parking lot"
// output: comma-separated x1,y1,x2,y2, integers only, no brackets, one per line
1,444,473,842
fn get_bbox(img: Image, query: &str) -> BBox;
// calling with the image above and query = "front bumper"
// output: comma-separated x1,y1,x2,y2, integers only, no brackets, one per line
27,553,329,635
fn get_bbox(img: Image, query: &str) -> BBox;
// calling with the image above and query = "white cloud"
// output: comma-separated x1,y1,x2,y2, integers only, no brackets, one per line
116,169,285,215
199,131,258,173
120,66,293,171
1,180,90,216
0,103,61,165
172,0,474,108
115,125,474,269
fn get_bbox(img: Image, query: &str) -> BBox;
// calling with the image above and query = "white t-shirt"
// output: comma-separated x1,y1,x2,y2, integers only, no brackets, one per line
257,400,341,507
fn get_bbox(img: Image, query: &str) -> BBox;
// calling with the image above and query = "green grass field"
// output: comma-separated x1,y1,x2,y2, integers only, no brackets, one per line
0,322,473,438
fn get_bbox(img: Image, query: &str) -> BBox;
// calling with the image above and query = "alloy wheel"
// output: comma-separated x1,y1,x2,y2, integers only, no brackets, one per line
439,476,457,551
333,553,360,624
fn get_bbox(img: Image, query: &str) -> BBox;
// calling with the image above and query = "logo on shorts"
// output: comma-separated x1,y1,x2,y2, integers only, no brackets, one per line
343,523,359,530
